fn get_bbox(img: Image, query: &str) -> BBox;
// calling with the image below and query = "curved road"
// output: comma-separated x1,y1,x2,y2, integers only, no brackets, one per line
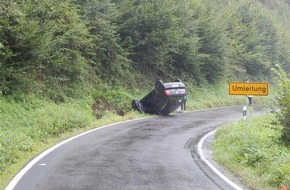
7,105,267,190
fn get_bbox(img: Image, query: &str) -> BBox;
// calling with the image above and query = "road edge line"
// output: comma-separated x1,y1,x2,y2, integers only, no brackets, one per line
197,130,244,190
4,117,147,190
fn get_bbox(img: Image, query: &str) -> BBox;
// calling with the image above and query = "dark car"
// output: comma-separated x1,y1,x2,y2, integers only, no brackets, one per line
132,80,186,115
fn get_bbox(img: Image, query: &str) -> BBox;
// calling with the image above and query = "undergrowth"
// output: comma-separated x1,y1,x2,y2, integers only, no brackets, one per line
213,113,290,190
0,95,95,174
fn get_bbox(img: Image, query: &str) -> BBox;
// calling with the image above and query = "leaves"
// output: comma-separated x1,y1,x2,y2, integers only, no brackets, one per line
272,65,290,143
0,0,290,97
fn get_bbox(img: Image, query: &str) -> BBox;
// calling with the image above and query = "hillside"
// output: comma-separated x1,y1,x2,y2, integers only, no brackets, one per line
1,0,290,99
1,0,290,189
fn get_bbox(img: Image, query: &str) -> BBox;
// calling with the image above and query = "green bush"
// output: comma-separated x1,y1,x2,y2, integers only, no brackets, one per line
213,114,290,189
271,65,290,143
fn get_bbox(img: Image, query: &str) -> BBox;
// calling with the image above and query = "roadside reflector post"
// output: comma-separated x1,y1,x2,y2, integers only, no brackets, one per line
243,105,247,120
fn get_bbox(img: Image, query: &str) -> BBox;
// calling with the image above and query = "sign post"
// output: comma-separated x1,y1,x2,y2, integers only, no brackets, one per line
229,82,269,140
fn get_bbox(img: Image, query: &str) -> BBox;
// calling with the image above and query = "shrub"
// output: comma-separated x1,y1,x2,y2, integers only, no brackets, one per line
213,114,289,189
271,65,290,143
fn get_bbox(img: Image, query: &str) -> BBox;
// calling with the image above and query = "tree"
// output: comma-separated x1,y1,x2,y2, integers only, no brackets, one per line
272,65,290,144
73,0,132,85
192,0,229,84
0,1,40,94
0,0,94,99
116,0,203,82
223,0,281,81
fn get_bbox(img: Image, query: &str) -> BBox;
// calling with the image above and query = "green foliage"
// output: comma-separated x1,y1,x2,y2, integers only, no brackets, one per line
1,0,290,97
92,88,134,118
271,65,290,143
113,0,290,84
0,0,97,97
73,0,133,86
192,1,229,83
0,96,95,173
0,1,39,94
116,0,201,81
185,82,246,109
222,0,280,81
213,114,290,189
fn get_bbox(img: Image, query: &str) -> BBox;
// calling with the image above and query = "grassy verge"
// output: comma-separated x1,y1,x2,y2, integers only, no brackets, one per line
186,83,246,109
0,96,93,188
0,94,144,189
213,113,290,190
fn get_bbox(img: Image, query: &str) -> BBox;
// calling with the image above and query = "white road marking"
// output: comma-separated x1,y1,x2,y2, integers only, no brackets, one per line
4,118,147,190
197,130,244,190
5,113,245,190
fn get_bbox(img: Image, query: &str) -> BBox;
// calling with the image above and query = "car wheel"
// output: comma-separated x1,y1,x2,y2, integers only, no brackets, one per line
155,80,163,94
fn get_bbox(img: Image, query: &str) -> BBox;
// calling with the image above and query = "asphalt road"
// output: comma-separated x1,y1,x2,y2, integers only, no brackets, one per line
7,105,267,190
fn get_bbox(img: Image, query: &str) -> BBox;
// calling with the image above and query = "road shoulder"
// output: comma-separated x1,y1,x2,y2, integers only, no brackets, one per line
200,130,251,190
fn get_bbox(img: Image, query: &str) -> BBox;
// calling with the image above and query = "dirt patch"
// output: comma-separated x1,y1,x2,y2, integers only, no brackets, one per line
92,97,125,119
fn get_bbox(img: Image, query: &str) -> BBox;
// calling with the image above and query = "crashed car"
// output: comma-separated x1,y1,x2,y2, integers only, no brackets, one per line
132,80,186,115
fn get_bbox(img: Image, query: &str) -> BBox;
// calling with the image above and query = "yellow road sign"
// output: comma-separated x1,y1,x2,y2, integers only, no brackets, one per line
229,82,268,96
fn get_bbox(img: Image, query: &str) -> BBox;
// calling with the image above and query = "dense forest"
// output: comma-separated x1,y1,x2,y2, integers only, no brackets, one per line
1,0,290,100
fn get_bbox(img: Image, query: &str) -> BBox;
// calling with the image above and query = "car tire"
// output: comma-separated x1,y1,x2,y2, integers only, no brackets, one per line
155,80,163,94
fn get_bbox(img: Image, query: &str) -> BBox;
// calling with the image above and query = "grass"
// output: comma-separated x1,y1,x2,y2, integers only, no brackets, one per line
0,88,147,189
0,96,94,188
213,113,290,190
0,99,144,189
